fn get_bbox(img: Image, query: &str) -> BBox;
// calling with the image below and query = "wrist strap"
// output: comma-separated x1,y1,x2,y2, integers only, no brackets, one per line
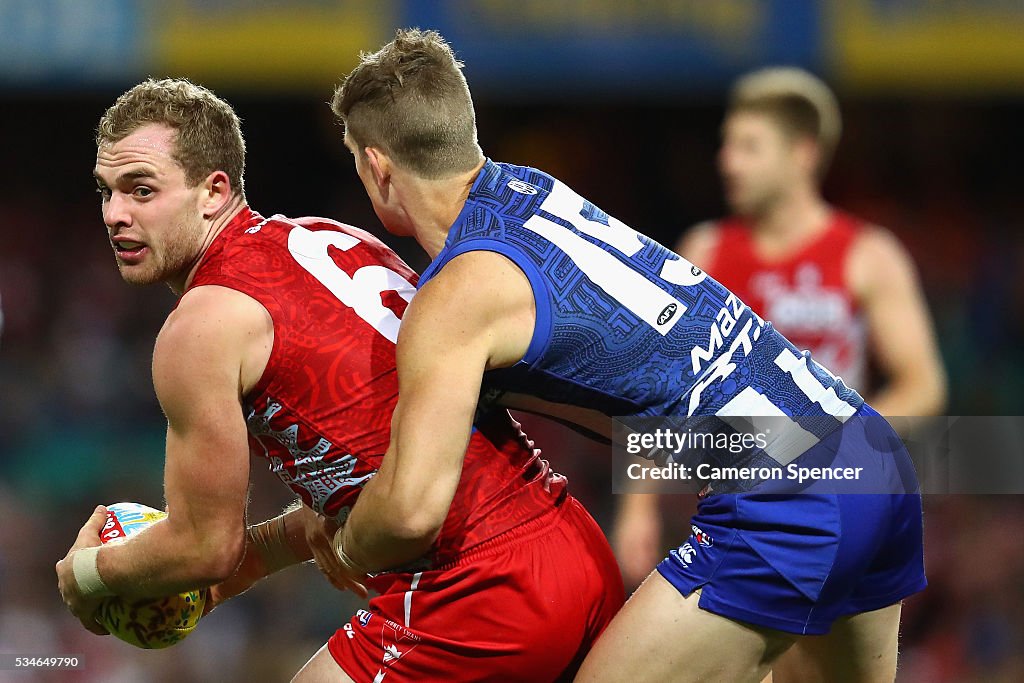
72,546,114,598
332,527,370,576
247,516,299,574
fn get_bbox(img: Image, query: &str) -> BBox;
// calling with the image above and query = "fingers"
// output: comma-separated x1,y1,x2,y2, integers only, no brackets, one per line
59,507,111,636
339,575,369,600
309,537,369,599
61,587,108,637
312,541,357,593
202,586,223,617
74,505,108,548
80,612,110,637
315,559,368,598
300,511,369,599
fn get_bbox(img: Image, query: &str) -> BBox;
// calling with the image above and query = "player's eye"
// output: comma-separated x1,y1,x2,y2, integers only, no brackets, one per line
133,186,154,198
96,187,111,200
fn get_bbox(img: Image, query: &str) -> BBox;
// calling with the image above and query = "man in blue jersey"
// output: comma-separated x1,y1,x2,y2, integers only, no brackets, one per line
326,29,925,682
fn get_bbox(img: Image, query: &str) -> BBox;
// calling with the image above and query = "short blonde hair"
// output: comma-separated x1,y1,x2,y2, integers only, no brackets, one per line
331,28,483,179
729,67,841,177
97,78,245,195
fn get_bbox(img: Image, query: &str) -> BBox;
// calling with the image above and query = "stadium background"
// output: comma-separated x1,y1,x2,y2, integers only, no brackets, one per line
1,1,1022,680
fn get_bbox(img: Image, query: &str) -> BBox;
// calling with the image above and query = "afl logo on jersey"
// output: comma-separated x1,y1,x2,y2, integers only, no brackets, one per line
658,303,678,326
507,179,538,195
691,265,702,277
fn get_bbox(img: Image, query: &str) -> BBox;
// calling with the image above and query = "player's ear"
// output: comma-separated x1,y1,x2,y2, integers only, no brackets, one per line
364,147,391,191
200,170,234,218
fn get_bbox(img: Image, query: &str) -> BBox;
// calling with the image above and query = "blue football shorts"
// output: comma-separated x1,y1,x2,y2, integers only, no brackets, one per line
657,404,926,635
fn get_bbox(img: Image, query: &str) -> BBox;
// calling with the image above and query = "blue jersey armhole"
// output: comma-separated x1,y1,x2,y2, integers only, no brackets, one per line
435,239,552,367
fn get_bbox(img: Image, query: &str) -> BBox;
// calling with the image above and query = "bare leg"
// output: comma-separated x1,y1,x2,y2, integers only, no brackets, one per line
770,603,902,683
575,572,795,683
291,643,358,683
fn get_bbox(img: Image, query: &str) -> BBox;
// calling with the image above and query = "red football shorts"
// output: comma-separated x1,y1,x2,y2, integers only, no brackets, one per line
327,496,625,682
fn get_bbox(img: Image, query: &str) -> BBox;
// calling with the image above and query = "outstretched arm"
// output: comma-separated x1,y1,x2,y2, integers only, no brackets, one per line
335,251,536,574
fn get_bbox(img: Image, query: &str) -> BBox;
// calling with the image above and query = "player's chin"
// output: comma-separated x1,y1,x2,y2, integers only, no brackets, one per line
116,263,162,287
728,193,763,217
723,187,748,212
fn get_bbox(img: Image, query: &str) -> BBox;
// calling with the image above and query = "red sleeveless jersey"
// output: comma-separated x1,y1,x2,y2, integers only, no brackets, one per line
187,207,566,567
705,210,868,392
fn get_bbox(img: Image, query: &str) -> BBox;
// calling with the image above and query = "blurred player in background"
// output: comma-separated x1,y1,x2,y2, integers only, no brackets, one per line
55,78,623,682
327,30,925,683
692,67,946,412
613,67,947,598
611,66,948,682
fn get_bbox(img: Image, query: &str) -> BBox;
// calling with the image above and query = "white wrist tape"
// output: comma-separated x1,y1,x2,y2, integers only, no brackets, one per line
247,517,299,574
72,546,114,598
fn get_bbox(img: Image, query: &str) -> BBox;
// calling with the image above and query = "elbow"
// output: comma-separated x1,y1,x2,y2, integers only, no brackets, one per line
195,527,246,585
383,505,445,550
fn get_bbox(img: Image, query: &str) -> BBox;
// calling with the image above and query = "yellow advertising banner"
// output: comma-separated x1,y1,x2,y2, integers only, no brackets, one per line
150,1,395,90
830,0,1024,93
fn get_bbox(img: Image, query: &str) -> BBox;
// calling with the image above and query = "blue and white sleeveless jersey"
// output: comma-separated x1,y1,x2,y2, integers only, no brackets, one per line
419,160,864,469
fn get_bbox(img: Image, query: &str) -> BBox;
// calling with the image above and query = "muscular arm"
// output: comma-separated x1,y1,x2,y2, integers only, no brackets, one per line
338,251,535,572
848,227,947,416
94,286,273,598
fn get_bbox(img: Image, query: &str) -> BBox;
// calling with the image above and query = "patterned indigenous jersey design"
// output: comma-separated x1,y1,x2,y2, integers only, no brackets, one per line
706,212,868,392
187,208,565,566
419,161,865,478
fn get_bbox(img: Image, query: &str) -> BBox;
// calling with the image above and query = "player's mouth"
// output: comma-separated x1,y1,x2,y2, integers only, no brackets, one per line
112,238,149,264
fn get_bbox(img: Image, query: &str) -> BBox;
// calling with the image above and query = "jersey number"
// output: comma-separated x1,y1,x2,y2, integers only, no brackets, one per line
521,180,706,335
287,225,416,343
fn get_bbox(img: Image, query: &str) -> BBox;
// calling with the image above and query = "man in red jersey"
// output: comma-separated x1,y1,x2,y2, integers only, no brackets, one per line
613,67,946,680
55,78,623,682
678,67,946,411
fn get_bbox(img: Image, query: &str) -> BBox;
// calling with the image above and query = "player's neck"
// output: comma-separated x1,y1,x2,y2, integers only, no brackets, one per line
750,186,830,244
174,195,247,295
407,161,485,260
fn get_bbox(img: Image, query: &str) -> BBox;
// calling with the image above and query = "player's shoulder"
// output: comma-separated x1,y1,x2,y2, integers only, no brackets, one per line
674,220,724,266
288,215,387,246
243,213,412,274
685,220,724,240
237,212,384,247
494,160,555,189
845,220,918,294
848,220,911,264
480,160,556,208
164,286,271,346
155,286,272,388
428,249,529,295
416,250,534,331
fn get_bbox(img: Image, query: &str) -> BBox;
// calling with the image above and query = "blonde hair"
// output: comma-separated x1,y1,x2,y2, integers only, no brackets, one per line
331,28,483,179
97,78,245,195
729,67,841,177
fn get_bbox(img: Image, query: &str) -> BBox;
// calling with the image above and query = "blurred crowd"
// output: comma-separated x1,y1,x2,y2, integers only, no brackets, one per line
1,93,1022,681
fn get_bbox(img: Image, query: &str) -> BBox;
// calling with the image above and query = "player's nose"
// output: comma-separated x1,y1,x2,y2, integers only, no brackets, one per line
102,192,132,230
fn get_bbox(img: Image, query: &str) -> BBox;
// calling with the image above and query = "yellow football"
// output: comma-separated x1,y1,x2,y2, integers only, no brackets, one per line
95,502,207,649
